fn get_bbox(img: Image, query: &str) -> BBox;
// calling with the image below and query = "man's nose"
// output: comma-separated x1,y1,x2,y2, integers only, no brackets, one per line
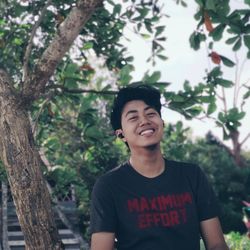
139,115,150,126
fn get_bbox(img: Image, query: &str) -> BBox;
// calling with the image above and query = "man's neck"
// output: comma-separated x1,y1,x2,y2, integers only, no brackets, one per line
129,148,165,178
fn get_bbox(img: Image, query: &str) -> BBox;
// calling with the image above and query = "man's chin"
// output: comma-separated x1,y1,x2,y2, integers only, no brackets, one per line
144,143,159,150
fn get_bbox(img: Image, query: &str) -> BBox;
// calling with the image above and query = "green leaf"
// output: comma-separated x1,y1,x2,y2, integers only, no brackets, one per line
13,38,23,45
155,26,165,37
228,108,239,119
82,42,93,50
195,0,204,7
228,107,246,120
205,0,216,10
218,112,226,123
144,71,161,84
215,121,223,127
243,90,250,99
189,32,203,50
210,24,226,41
243,35,250,49
181,1,187,7
186,106,203,116
220,55,235,67
215,78,234,88
140,33,151,39
233,37,242,51
119,65,133,85
198,96,213,103
244,0,250,6
157,54,168,60
183,81,192,92
207,101,217,115
144,21,153,33
209,66,222,78
172,94,186,102
208,41,213,50
164,91,175,99
228,23,242,34
225,36,238,45
113,4,122,16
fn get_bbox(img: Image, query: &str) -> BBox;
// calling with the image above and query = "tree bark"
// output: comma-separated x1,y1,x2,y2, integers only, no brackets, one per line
0,69,63,249
230,129,245,167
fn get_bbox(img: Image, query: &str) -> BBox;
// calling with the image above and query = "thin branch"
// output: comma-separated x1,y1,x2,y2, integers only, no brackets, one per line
221,86,228,113
49,84,118,95
31,93,54,137
240,132,250,148
22,0,53,85
233,52,240,107
216,93,224,102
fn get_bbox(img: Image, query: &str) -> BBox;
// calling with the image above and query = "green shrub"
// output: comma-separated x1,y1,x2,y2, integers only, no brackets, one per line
225,231,250,250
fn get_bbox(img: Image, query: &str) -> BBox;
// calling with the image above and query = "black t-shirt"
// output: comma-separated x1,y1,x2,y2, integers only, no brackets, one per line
90,160,219,250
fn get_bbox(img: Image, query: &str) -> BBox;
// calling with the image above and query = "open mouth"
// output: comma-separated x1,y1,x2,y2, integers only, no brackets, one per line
139,129,155,136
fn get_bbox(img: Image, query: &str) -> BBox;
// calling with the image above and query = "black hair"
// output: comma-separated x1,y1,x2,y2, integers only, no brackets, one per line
110,84,162,131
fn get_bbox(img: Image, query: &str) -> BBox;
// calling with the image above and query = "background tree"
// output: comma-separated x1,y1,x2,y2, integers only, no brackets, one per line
164,0,250,166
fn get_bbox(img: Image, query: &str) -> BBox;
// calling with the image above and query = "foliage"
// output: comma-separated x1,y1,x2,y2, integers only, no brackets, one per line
161,121,193,159
186,134,250,233
225,231,250,250
184,0,250,165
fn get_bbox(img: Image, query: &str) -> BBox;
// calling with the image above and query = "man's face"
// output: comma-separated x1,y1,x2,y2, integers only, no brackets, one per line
117,100,164,150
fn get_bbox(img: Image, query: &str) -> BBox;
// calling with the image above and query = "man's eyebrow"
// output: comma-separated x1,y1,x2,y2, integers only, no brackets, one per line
145,106,155,111
124,106,155,117
125,110,138,117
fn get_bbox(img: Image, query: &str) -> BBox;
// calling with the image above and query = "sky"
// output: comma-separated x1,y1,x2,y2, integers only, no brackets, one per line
122,0,250,150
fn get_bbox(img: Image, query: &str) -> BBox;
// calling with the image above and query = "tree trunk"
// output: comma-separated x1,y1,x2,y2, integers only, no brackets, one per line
0,70,63,249
230,129,245,167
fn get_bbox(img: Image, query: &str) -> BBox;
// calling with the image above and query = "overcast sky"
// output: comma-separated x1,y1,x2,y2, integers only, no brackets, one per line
122,0,250,150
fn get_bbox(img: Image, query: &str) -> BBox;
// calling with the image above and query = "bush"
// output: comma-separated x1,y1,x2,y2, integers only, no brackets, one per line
225,231,250,250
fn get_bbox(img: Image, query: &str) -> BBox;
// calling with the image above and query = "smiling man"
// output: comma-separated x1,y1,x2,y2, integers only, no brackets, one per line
90,84,229,250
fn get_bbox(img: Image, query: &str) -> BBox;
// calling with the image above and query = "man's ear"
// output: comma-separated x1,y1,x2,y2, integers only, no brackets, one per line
115,129,124,139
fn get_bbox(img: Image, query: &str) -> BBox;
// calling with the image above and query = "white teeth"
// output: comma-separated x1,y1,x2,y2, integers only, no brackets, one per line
140,129,154,136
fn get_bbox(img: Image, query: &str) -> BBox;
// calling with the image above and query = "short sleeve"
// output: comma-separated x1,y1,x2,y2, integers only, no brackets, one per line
194,166,219,221
90,176,117,234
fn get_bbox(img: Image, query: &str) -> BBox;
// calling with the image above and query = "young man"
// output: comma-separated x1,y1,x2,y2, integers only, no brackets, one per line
90,84,229,250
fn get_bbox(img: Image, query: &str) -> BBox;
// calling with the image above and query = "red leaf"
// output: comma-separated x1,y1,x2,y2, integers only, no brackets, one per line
204,11,214,32
210,51,221,64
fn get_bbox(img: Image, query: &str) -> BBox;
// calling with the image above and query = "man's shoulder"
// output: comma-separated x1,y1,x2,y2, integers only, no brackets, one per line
96,162,129,184
166,159,199,171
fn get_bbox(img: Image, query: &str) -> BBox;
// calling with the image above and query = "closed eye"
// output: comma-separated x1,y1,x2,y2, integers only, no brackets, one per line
128,116,138,121
147,112,157,117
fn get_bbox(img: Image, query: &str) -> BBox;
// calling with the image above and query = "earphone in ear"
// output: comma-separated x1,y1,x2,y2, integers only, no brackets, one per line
117,133,124,139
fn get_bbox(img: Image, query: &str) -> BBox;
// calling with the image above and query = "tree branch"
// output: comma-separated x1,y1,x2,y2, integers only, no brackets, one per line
31,93,54,137
240,132,250,148
23,0,104,102
22,0,53,86
49,84,117,95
